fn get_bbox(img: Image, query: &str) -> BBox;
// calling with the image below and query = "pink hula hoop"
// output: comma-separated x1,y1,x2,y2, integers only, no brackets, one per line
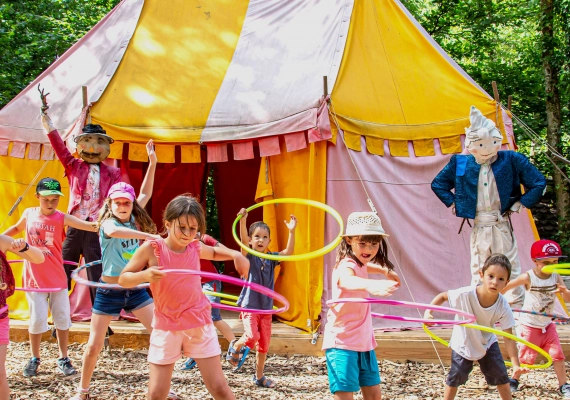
326,298,476,326
0,305,8,315
161,269,289,315
8,259,78,293
71,260,150,290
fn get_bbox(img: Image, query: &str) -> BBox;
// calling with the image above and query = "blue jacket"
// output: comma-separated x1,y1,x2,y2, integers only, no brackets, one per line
431,151,546,219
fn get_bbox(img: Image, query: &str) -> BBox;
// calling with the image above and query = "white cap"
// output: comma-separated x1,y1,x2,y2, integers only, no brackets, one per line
342,212,389,237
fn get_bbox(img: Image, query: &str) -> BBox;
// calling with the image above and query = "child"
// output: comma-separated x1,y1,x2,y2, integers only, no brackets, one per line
0,235,44,399
230,208,297,388
71,168,161,400
424,253,524,400
118,194,250,400
501,239,570,397
2,177,98,378
182,233,237,370
322,211,399,400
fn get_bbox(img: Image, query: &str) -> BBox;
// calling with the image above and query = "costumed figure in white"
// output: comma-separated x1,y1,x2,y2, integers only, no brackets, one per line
432,106,546,307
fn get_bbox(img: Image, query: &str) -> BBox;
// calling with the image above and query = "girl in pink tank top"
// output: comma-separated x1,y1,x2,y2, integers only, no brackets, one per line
119,194,250,400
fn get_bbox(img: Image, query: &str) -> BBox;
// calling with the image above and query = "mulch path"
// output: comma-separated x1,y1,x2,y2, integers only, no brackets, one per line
6,342,565,399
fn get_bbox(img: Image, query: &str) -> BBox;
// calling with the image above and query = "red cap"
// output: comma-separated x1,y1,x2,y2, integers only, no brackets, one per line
530,239,566,260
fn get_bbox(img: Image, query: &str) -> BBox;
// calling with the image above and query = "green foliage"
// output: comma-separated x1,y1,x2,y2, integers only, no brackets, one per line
0,0,120,108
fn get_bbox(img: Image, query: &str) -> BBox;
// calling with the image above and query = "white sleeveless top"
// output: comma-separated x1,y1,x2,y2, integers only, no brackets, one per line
518,269,559,329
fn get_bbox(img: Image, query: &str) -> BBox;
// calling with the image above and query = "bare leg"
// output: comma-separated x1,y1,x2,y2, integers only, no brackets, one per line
255,352,275,387
496,383,513,399
195,356,236,400
554,360,568,386
213,320,235,343
56,329,69,358
78,314,113,391
0,345,9,400
334,392,354,400
29,333,42,358
444,385,458,400
361,385,382,400
132,303,154,333
148,363,175,400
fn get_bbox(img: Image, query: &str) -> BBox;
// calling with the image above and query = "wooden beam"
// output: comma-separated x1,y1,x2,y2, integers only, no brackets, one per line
492,81,500,103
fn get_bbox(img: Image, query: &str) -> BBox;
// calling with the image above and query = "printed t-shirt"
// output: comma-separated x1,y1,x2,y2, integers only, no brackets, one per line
448,286,515,361
518,270,559,329
99,217,139,277
322,258,376,352
72,164,101,221
149,238,211,330
23,208,67,289
237,252,279,310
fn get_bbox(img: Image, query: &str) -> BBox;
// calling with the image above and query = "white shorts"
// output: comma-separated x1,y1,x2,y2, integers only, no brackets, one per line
26,289,72,334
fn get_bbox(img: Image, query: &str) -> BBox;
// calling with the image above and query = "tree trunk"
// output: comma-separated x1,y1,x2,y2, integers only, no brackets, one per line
540,0,570,240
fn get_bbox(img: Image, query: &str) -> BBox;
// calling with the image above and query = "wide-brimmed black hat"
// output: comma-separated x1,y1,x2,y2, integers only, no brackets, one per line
73,124,114,144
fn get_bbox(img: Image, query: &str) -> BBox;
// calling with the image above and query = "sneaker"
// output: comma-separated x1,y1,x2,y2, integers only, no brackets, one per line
509,378,519,393
57,357,77,376
560,383,570,398
180,358,196,371
23,357,40,377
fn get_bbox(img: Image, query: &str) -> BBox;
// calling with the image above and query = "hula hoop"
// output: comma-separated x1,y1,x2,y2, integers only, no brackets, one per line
541,263,570,275
8,260,78,292
162,269,288,314
71,260,150,290
326,298,476,326
232,198,344,262
422,324,553,369
512,308,570,322
202,290,278,310
0,305,7,315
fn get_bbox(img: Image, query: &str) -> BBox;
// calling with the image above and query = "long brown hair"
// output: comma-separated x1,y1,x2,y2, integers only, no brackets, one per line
335,235,394,271
161,194,206,237
97,198,157,234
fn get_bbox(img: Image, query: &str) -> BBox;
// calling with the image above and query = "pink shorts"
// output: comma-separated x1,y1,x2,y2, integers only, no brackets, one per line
147,323,220,365
241,312,272,354
0,317,8,346
519,323,565,364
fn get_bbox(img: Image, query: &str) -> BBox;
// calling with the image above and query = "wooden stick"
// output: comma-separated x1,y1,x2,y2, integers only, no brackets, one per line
82,86,91,124
323,76,328,99
492,81,500,103
508,95,512,111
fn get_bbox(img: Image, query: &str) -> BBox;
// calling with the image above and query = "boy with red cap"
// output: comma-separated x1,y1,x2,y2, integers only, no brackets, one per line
501,239,570,397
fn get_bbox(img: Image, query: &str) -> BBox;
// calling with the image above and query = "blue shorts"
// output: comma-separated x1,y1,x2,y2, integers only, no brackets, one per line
203,280,222,322
325,348,381,393
446,342,510,387
92,285,153,317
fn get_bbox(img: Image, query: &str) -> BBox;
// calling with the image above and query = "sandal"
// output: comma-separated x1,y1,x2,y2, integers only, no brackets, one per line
69,388,90,400
234,345,250,372
167,390,181,399
225,340,240,367
252,374,276,388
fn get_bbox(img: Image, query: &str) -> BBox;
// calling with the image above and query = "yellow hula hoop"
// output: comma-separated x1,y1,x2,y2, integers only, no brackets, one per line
422,324,553,369
542,263,570,275
203,290,278,310
232,198,344,262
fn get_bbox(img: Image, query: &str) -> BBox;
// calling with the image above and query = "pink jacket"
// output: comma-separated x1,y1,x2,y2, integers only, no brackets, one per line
47,130,122,216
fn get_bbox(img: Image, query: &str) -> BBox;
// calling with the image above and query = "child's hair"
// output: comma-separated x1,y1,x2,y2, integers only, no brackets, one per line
248,221,270,237
97,198,157,234
335,235,394,271
482,253,512,280
161,194,206,236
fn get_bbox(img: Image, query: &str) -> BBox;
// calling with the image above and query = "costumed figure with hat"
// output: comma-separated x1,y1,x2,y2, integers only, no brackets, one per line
431,106,546,307
40,111,156,306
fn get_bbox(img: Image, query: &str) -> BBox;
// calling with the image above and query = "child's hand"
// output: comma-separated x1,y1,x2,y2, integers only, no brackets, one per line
512,365,529,376
146,139,157,164
144,267,165,283
423,310,435,326
150,234,162,240
387,270,400,287
11,238,28,252
367,280,398,297
41,113,56,133
237,208,248,219
555,283,570,294
284,215,297,231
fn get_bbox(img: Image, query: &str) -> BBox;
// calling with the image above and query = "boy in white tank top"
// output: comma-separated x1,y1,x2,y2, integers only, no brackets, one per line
501,239,570,397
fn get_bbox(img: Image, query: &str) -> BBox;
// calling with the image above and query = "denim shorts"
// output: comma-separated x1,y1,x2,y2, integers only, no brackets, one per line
92,285,153,317
203,280,222,322
446,342,510,387
326,348,380,393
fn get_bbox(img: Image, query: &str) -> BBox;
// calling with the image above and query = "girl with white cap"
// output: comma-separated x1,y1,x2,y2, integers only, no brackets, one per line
322,212,400,400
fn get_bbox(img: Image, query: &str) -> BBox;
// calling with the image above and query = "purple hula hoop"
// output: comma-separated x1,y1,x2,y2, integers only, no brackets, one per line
71,260,150,290
326,298,476,325
8,259,78,292
161,269,289,315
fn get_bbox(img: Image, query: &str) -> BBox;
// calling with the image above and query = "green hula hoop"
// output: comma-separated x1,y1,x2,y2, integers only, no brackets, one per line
541,263,570,275
422,324,553,369
203,290,278,310
232,198,344,262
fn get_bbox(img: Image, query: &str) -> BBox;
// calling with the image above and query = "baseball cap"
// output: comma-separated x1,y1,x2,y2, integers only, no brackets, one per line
108,182,135,202
36,177,64,196
530,239,567,260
